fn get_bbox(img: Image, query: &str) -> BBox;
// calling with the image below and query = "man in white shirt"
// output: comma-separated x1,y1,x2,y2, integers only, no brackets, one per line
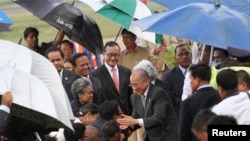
182,44,212,100
212,69,250,124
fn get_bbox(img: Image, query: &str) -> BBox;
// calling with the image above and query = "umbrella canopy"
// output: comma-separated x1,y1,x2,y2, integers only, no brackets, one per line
0,67,70,129
151,0,250,15
0,39,74,130
12,0,103,54
79,0,162,44
227,47,250,58
0,9,13,32
132,3,250,51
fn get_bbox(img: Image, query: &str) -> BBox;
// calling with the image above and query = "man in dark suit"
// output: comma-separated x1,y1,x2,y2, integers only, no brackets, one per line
163,44,192,117
45,47,77,101
0,91,13,135
90,41,133,115
178,63,221,141
64,53,101,103
133,59,176,115
117,69,178,141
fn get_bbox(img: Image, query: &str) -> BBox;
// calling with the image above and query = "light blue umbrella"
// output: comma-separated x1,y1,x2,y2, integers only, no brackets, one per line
132,3,250,51
151,0,250,15
0,9,13,32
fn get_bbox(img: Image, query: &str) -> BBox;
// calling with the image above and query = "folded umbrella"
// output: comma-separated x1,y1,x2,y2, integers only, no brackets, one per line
12,0,103,54
0,9,13,32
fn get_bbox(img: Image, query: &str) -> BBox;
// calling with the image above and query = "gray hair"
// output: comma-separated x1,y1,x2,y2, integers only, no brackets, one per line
71,77,92,99
133,59,157,80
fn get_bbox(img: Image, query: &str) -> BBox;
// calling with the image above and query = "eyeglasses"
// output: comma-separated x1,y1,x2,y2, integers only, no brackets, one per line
129,79,145,88
106,53,120,58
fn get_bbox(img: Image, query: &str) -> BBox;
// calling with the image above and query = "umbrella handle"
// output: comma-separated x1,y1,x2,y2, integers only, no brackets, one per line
114,27,123,42
53,30,65,47
18,37,22,45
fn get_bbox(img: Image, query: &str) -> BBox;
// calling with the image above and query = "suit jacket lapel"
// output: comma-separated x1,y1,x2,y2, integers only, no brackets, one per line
144,85,153,117
176,66,185,79
62,69,69,85
117,65,124,92
136,94,145,116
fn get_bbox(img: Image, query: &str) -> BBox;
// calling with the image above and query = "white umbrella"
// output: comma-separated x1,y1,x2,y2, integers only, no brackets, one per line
0,67,67,129
0,39,74,130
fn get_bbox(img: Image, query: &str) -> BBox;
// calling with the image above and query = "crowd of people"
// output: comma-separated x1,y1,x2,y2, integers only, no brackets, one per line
1,26,250,141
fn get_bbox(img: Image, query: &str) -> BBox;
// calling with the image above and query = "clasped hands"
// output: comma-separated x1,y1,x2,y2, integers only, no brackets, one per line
117,114,138,130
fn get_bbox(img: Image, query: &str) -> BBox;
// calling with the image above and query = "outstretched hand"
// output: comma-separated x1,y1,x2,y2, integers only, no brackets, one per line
117,114,138,127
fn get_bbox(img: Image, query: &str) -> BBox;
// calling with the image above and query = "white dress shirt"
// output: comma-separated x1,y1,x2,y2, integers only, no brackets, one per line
138,85,150,126
212,92,250,124
182,69,192,101
0,105,10,113
104,63,119,81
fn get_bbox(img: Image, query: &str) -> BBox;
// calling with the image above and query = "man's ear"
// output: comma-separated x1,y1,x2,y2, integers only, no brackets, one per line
217,86,224,99
241,82,247,91
194,77,200,84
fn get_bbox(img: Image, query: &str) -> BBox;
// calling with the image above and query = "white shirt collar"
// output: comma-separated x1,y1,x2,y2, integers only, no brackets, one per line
179,65,187,75
143,85,150,98
197,84,211,91
104,62,118,76
0,105,10,113
59,68,63,80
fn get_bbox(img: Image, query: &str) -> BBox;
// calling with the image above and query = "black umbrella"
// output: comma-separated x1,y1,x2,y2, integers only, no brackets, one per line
12,0,103,54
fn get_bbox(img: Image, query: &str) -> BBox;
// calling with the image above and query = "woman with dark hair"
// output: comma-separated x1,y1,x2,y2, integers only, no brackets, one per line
75,103,99,125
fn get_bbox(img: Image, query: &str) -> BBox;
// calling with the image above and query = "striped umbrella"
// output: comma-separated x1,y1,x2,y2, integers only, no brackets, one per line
79,0,162,44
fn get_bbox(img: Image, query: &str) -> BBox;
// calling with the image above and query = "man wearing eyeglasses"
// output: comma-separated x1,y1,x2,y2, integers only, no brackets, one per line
90,41,133,116
117,69,178,141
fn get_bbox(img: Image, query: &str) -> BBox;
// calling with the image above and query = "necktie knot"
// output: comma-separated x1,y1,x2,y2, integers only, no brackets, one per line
184,69,187,76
